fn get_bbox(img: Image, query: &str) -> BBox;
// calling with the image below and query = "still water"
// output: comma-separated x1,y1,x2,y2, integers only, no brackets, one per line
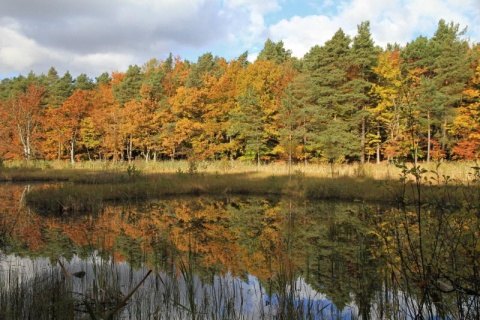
0,183,479,319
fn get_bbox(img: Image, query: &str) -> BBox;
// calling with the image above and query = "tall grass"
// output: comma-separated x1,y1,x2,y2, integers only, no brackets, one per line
25,168,480,217
0,252,338,319
368,162,480,319
2,159,480,182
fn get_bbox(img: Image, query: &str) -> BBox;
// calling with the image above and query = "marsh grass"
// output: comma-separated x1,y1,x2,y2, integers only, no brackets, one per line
0,256,74,320
368,163,480,319
22,160,480,216
2,159,479,181
0,252,329,320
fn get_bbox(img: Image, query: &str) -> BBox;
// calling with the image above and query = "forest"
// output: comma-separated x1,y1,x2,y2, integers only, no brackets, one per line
0,19,479,166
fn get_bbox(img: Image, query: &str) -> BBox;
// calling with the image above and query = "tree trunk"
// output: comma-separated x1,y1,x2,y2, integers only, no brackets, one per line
376,125,381,164
427,111,431,163
17,124,31,161
288,134,292,176
361,113,366,164
70,140,75,164
145,149,150,162
128,134,133,164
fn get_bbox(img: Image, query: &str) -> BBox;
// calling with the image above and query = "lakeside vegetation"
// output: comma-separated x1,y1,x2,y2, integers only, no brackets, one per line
1,172,480,319
1,16,479,318
0,159,479,216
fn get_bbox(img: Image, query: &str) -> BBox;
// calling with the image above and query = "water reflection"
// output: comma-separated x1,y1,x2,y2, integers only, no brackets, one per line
0,183,479,319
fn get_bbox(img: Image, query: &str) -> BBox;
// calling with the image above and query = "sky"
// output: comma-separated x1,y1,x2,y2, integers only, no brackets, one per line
0,0,479,80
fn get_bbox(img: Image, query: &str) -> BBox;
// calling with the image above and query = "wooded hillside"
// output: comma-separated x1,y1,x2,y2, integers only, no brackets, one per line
1,20,479,165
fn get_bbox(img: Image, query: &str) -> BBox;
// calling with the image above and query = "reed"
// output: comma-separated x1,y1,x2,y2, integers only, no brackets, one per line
7,162,480,319
2,159,479,182
368,163,480,319
22,161,480,216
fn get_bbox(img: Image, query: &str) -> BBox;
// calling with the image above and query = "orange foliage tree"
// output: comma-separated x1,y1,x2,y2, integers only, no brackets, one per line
6,84,46,160
452,58,480,159
49,89,93,163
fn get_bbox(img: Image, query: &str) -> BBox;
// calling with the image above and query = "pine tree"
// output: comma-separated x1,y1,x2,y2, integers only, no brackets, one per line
278,73,312,171
306,29,361,163
257,39,292,65
228,85,266,166
75,73,94,91
347,21,379,163
430,20,471,157
113,65,144,107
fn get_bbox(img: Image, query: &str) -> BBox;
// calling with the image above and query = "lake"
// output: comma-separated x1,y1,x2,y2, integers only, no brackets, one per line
1,182,479,319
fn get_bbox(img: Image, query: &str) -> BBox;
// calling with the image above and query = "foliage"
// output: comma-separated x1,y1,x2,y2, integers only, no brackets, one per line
370,161,480,318
0,19,477,166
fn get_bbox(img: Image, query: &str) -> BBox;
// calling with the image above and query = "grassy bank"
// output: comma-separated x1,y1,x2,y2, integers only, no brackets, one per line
1,159,479,181
1,160,478,215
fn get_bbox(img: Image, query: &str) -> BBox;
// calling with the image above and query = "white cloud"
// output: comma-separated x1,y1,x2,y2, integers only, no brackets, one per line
0,0,477,78
267,0,479,58
269,15,338,57
222,0,281,55
0,19,51,73
0,0,232,77
71,53,134,75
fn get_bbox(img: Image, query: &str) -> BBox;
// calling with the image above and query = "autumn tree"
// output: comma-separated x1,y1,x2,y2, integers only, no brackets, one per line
371,49,403,162
7,83,46,160
451,48,480,159
232,59,285,164
161,57,190,160
198,58,238,160
90,74,123,160
51,89,92,163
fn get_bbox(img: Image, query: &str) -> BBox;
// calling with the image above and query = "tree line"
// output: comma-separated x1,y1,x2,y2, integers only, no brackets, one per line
0,19,479,165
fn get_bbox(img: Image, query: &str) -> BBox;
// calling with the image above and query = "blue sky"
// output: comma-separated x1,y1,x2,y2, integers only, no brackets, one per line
0,0,478,79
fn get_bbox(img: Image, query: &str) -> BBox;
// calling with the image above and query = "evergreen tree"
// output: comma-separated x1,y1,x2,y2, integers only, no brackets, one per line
75,73,94,90
278,72,313,170
347,21,379,163
186,52,221,88
45,67,59,88
113,65,144,106
306,29,361,162
257,39,292,65
47,70,75,109
237,51,250,69
430,20,471,157
228,85,266,166
400,20,471,162
95,72,111,85
400,35,434,163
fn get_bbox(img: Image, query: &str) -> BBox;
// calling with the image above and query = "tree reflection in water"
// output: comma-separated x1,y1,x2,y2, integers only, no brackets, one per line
0,184,479,319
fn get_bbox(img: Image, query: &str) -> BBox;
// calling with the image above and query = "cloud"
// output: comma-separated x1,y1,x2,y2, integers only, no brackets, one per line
0,0,477,78
222,0,281,57
268,0,479,58
0,18,54,72
12,0,227,52
0,0,235,77
269,15,338,57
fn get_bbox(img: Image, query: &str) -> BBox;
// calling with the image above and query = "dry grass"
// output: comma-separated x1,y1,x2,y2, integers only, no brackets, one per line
4,160,480,215
2,159,479,183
